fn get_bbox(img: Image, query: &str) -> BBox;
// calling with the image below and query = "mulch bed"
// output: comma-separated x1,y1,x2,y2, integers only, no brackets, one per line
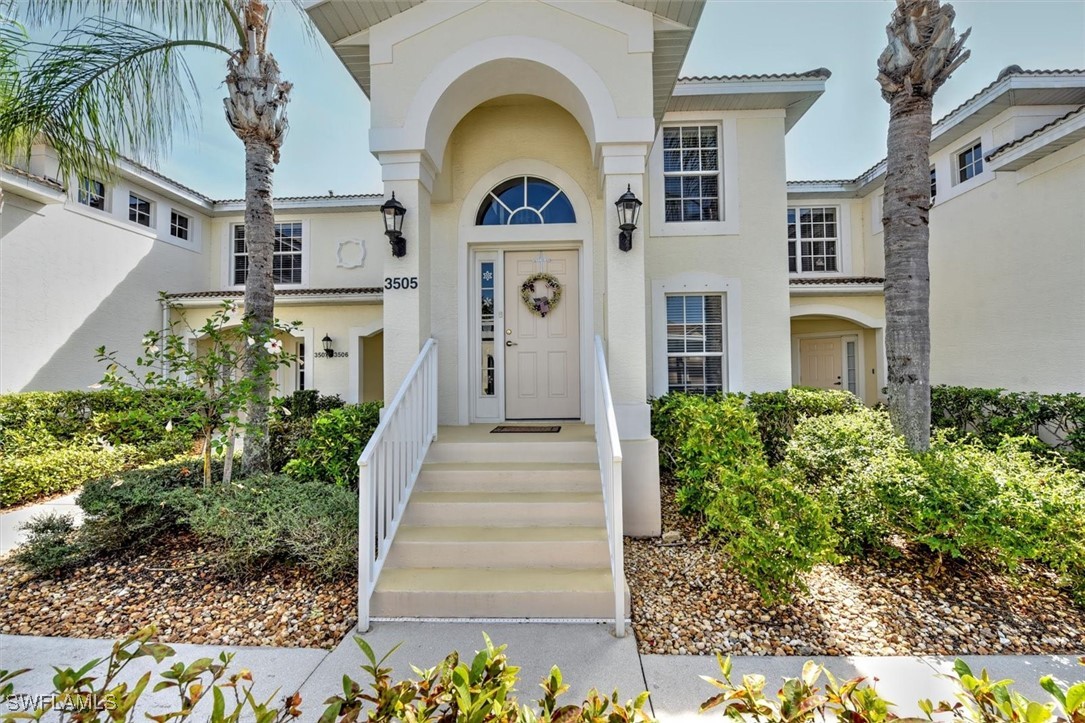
626,479,1085,656
0,532,356,648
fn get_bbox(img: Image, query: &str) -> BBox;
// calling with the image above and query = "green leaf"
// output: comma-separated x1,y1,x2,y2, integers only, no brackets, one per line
1024,700,1052,723
1065,682,1085,712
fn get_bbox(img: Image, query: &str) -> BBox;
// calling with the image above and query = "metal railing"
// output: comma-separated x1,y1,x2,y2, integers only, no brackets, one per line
593,335,625,637
357,338,438,631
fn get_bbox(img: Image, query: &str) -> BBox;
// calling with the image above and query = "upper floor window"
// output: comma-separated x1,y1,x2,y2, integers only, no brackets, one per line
663,126,719,223
957,141,983,183
78,177,105,210
170,211,190,241
930,167,937,202
788,206,838,273
476,176,575,225
232,221,303,285
128,193,152,227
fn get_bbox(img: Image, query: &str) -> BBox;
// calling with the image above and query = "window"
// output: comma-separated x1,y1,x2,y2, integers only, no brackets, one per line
232,221,303,285
78,177,106,210
788,206,839,273
846,340,858,395
297,342,305,391
929,167,937,202
170,211,190,240
476,176,575,225
663,126,719,222
665,294,725,394
128,193,152,227
479,261,496,397
957,141,983,183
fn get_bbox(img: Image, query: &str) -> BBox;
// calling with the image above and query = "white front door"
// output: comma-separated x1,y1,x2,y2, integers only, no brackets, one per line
504,250,580,419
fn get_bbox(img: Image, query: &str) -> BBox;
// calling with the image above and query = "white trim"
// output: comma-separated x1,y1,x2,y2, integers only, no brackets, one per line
651,273,743,396
222,218,312,291
648,114,740,237
790,331,864,400
786,203,852,278
789,283,884,296
458,159,595,425
348,321,384,404
988,109,1085,171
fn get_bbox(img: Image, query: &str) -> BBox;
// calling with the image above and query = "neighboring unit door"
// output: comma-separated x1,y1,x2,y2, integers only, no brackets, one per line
504,250,580,419
799,337,843,390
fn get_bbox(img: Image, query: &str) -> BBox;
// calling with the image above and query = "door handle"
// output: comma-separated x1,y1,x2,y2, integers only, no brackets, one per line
506,340,518,347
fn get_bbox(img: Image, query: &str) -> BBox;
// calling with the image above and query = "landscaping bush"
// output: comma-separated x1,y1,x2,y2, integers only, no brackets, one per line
284,402,382,488
747,387,864,465
178,474,358,579
0,442,134,508
10,512,86,574
268,390,345,473
651,393,765,514
931,385,1085,470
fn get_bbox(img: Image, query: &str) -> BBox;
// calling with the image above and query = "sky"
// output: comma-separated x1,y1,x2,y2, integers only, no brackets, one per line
41,0,1085,198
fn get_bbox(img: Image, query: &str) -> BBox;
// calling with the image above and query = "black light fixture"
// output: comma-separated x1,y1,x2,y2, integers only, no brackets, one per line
614,184,642,252
381,192,407,258
321,334,334,358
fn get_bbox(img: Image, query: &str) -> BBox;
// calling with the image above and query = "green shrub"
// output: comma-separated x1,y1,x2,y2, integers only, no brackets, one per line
273,389,345,418
10,512,86,574
178,475,358,579
651,393,766,514
0,443,134,508
76,457,210,553
284,402,382,488
747,387,864,466
703,463,837,603
269,391,346,473
784,408,921,554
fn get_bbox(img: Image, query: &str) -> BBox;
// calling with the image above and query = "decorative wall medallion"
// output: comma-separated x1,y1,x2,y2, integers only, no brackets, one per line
336,239,366,269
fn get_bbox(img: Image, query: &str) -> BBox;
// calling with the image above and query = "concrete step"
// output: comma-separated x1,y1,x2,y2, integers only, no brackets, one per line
371,567,628,618
416,462,600,493
386,526,611,568
401,491,605,527
425,440,597,464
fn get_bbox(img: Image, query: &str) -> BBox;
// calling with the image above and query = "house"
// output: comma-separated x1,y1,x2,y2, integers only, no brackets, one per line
2,1,1082,628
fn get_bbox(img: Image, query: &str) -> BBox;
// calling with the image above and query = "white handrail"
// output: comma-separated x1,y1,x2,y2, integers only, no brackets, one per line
593,335,625,637
357,338,438,631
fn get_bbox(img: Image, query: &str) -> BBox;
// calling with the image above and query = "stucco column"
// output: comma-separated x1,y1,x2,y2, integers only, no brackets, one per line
379,152,434,401
600,144,659,537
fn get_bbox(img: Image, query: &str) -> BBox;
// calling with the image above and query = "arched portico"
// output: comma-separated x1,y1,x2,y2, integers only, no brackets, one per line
790,302,887,404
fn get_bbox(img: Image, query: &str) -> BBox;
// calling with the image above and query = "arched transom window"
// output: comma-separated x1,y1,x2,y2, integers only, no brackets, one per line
476,176,576,225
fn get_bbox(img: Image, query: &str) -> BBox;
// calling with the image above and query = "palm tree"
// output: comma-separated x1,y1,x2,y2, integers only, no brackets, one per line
877,0,969,451
0,0,297,474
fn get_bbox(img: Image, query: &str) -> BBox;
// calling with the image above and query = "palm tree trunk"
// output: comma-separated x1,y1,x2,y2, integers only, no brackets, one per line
883,93,933,451
239,136,276,475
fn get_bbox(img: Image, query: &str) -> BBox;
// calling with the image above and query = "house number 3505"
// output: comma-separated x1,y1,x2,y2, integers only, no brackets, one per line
384,277,419,290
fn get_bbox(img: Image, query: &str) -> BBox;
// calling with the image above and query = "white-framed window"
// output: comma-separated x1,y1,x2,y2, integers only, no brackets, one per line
170,211,190,240
78,177,106,210
128,193,152,227
788,206,839,273
232,221,303,285
956,140,983,183
929,167,937,203
662,125,720,223
664,293,726,394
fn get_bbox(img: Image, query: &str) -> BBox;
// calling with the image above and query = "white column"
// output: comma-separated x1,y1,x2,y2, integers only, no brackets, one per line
379,152,434,401
600,143,660,536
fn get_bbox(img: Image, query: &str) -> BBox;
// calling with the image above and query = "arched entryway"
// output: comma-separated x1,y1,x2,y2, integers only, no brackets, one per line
789,303,886,405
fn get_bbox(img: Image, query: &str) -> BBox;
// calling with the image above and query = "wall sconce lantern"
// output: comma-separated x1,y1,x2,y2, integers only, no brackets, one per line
381,192,407,258
321,334,335,358
614,184,642,252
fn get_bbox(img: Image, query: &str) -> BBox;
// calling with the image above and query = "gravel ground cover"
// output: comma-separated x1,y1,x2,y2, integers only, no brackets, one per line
626,480,1085,656
0,533,356,648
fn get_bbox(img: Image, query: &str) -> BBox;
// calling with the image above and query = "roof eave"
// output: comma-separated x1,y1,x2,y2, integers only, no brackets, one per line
669,77,829,132
986,107,1085,171
0,169,66,205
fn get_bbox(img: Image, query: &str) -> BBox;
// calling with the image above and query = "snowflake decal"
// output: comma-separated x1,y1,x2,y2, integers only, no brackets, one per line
482,270,494,281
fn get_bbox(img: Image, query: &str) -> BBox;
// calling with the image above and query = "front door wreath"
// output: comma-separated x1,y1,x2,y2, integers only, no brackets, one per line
520,272,563,318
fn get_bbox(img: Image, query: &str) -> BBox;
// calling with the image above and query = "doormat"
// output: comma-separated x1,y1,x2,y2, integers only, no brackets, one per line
490,425,561,434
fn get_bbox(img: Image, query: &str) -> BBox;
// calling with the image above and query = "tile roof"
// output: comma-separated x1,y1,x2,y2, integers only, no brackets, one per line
790,276,884,285
0,164,64,191
678,68,832,83
120,156,213,203
212,193,382,204
986,105,1085,160
165,287,383,299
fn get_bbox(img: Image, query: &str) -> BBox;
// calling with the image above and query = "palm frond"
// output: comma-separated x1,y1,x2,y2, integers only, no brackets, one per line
0,16,231,184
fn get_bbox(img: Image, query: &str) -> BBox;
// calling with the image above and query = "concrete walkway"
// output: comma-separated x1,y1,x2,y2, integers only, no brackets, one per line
0,492,83,557
2,624,1081,720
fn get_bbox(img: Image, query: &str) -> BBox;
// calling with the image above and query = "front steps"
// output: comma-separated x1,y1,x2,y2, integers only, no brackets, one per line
371,426,630,620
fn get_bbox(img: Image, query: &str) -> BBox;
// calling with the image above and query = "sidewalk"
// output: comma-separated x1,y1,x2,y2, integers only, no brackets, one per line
0,493,83,557
2,623,1081,720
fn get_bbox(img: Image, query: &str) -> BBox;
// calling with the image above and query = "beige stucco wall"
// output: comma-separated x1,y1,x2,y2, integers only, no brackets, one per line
1,190,205,392
206,209,386,292
790,318,880,405
644,111,793,395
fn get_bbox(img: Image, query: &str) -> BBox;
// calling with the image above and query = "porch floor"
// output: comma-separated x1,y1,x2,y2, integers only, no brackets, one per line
436,423,594,443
